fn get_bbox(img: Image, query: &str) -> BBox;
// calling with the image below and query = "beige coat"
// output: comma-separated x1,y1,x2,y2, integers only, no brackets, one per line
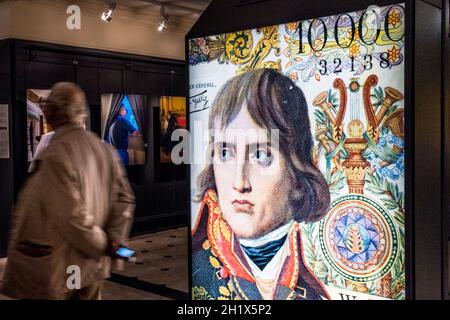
0,124,135,299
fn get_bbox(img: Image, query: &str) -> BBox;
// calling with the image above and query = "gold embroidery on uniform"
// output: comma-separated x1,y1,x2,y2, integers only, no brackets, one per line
202,240,211,250
210,256,220,269
209,190,218,202
219,286,231,297
205,190,244,279
213,218,221,240
220,219,231,242
290,223,300,289
213,206,221,216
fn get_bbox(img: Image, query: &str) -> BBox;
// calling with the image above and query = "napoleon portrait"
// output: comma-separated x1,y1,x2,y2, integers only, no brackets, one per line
192,68,330,300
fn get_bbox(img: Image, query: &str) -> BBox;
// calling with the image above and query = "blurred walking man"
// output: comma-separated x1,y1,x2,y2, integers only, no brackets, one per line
0,82,135,300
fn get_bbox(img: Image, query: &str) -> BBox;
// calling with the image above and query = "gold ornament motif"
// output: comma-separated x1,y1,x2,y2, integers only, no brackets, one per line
383,109,404,139
348,43,360,58
345,225,365,254
286,22,299,33
376,272,392,298
348,119,364,138
387,46,401,64
346,280,370,293
388,9,402,27
224,26,281,74
225,31,253,64
313,75,404,194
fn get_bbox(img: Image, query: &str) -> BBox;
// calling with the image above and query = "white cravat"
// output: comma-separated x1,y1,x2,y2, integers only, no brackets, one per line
238,220,293,248
238,220,294,299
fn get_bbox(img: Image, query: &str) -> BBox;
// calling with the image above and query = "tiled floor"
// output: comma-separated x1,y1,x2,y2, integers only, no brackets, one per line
0,227,189,300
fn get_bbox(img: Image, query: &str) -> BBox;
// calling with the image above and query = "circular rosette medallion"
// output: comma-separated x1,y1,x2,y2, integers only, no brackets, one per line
319,195,398,283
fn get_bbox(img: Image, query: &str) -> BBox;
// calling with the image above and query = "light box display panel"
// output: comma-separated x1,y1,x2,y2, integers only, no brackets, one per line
189,3,405,300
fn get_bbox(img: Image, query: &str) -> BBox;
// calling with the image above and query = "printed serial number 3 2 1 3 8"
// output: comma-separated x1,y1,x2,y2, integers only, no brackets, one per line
318,53,392,76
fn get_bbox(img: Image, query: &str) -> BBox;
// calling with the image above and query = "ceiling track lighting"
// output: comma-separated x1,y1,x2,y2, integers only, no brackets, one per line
101,2,116,23
158,6,169,32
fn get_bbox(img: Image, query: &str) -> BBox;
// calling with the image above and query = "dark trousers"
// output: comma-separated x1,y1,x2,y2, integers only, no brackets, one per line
118,149,129,166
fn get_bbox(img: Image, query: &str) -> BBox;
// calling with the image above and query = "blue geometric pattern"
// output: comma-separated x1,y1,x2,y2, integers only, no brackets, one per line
319,195,398,283
333,211,381,263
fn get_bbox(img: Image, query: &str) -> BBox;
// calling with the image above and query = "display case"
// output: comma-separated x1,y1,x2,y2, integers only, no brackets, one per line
187,0,447,300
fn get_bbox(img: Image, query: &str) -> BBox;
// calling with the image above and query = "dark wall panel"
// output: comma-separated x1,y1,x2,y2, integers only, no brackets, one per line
0,40,13,256
414,0,443,299
25,61,75,89
443,0,450,300
123,68,140,94
76,65,99,105
139,72,159,106
1,40,188,252
98,67,123,94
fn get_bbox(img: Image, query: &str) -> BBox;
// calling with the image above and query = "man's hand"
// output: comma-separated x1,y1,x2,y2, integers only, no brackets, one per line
108,240,121,257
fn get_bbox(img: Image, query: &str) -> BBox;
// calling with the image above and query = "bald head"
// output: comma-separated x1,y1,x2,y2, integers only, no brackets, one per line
45,82,87,129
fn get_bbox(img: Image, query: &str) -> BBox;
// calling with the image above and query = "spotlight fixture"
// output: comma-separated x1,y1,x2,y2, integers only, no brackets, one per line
158,6,169,32
101,3,116,22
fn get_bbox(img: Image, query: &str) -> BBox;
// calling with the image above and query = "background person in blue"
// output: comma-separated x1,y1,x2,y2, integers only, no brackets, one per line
109,104,139,165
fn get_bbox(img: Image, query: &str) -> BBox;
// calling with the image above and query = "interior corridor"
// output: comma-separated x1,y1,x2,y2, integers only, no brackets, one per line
0,227,189,300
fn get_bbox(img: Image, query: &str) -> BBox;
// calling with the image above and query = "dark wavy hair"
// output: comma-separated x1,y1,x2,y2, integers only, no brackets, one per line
195,68,330,223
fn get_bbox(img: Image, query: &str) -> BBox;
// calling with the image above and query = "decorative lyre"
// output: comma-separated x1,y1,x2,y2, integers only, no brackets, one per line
313,75,404,194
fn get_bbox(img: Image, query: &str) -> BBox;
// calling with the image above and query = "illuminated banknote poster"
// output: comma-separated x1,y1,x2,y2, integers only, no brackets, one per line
189,4,405,300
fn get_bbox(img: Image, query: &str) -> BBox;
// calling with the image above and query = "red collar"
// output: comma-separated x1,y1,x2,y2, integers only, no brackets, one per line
199,189,300,289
